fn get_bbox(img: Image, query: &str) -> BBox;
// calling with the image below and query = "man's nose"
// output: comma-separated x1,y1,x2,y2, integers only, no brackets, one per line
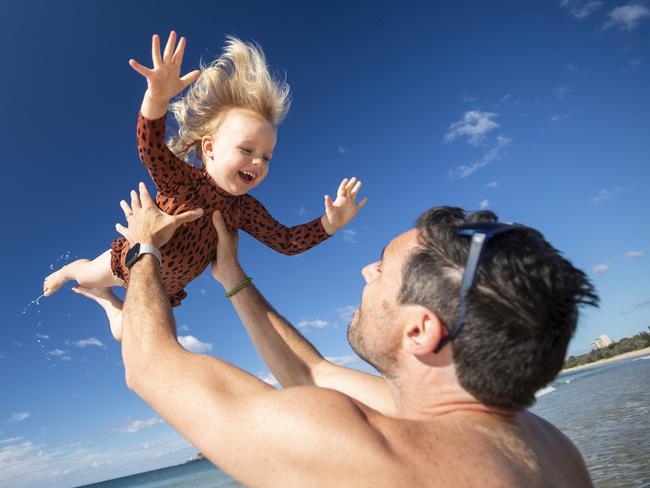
361,263,376,282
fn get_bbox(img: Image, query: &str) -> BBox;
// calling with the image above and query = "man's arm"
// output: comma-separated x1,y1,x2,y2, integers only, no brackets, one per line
117,187,397,486
212,211,397,416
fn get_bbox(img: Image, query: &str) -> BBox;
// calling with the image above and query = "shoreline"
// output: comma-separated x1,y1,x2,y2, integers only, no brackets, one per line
560,346,650,375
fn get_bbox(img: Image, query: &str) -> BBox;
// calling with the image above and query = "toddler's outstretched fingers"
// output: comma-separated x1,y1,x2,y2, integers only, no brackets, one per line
129,59,152,77
324,194,334,211
351,180,362,196
180,69,202,89
357,197,369,209
337,179,348,197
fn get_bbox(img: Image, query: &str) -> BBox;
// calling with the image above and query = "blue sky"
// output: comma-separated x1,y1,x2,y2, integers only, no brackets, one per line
1,0,649,485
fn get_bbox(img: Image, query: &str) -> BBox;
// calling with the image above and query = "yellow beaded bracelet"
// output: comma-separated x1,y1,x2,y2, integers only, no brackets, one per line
225,276,253,298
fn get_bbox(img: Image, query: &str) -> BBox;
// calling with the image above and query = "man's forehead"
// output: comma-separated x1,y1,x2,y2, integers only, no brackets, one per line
383,229,419,261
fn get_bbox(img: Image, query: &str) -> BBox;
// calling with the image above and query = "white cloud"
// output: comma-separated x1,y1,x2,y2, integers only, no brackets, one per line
629,58,642,69
177,335,213,354
341,229,356,243
325,355,359,367
0,435,194,488
551,112,573,122
449,135,512,179
7,413,30,424
461,95,476,102
179,324,191,332
69,338,103,348
47,349,67,357
499,94,512,103
336,305,358,323
0,437,24,445
593,263,611,275
0,353,4,359
113,417,164,434
257,372,279,387
590,187,623,205
294,206,306,217
479,199,490,210
555,85,572,100
604,3,650,31
337,145,349,155
560,0,603,20
625,251,644,258
297,319,333,330
486,181,499,188
36,334,49,340
444,110,499,146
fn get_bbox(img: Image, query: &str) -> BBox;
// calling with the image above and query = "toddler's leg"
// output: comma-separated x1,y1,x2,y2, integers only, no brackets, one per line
72,286,123,342
44,249,122,296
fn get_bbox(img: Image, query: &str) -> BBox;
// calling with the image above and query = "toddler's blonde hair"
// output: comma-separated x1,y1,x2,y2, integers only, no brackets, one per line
168,36,290,163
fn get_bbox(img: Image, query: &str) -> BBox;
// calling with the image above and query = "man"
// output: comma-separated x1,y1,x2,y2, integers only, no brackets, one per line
113,182,597,487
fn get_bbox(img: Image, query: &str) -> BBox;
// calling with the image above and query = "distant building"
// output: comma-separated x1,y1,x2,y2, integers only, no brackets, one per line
591,335,613,350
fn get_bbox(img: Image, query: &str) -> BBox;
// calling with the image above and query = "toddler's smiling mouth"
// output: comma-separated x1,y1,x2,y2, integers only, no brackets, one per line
238,170,257,183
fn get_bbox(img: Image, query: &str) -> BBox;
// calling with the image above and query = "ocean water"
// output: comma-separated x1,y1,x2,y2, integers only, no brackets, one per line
82,355,650,487
532,355,650,487
78,459,241,487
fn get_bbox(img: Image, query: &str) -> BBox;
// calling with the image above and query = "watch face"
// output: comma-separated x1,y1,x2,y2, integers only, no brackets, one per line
125,243,141,269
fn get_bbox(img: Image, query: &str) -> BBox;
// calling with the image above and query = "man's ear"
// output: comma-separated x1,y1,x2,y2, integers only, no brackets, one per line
202,135,214,161
403,308,446,356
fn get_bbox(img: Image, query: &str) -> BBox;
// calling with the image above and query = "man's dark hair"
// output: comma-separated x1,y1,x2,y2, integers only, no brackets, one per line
398,206,599,410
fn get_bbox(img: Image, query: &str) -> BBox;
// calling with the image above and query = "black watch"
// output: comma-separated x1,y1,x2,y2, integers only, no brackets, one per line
125,243,162,269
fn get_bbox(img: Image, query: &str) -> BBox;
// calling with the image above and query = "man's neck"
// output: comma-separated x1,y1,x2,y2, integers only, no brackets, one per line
384,362,514,421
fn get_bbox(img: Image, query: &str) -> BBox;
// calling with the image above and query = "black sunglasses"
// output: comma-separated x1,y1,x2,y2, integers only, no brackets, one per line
433,221,524,353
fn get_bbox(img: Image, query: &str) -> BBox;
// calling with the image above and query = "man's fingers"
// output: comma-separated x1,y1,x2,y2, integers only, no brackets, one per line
350,180,362,196
212,210,227,234
115,223,131,241
138,182,154,207
163,31,176,62
120,200,132,219
151,34,162,67
129,59,152,78
175,208,204,225
130,190,141,210
172,36,186,64
356,197,369,210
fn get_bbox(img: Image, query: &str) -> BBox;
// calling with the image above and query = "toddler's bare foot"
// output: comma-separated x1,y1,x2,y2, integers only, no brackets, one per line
44,268,71,296
72,286,124,342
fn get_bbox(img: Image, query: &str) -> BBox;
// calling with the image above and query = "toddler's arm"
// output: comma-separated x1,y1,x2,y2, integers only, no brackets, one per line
130,31,202,195
239,196,331,255
239,178,366,255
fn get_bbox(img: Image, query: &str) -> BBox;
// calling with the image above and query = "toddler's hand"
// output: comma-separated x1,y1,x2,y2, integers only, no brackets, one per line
129,31,201,105
322,177,368,235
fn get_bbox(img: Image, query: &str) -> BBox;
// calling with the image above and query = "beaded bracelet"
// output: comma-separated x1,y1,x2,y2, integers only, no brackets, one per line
225,276,253,298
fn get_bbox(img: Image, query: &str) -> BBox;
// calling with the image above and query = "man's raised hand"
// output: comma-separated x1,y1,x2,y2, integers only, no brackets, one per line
115,182,203,249
129,31,201,105
210,211,246,290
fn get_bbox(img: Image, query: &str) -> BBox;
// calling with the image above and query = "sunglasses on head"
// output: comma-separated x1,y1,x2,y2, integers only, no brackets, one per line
433,221,524,354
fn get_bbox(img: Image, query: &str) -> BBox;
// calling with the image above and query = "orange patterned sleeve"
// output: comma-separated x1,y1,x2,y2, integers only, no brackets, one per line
137,112,200,196
238,195,331,255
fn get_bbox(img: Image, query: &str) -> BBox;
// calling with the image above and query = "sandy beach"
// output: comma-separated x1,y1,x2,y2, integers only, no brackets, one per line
560,347,650,375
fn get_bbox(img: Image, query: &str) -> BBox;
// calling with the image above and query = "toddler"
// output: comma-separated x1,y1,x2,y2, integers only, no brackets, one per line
44,32,366,340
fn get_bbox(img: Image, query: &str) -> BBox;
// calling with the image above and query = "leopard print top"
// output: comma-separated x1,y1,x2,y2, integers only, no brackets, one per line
110,113,330,307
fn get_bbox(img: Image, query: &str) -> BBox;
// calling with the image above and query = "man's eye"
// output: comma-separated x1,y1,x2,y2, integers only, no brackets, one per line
263,157,270,163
